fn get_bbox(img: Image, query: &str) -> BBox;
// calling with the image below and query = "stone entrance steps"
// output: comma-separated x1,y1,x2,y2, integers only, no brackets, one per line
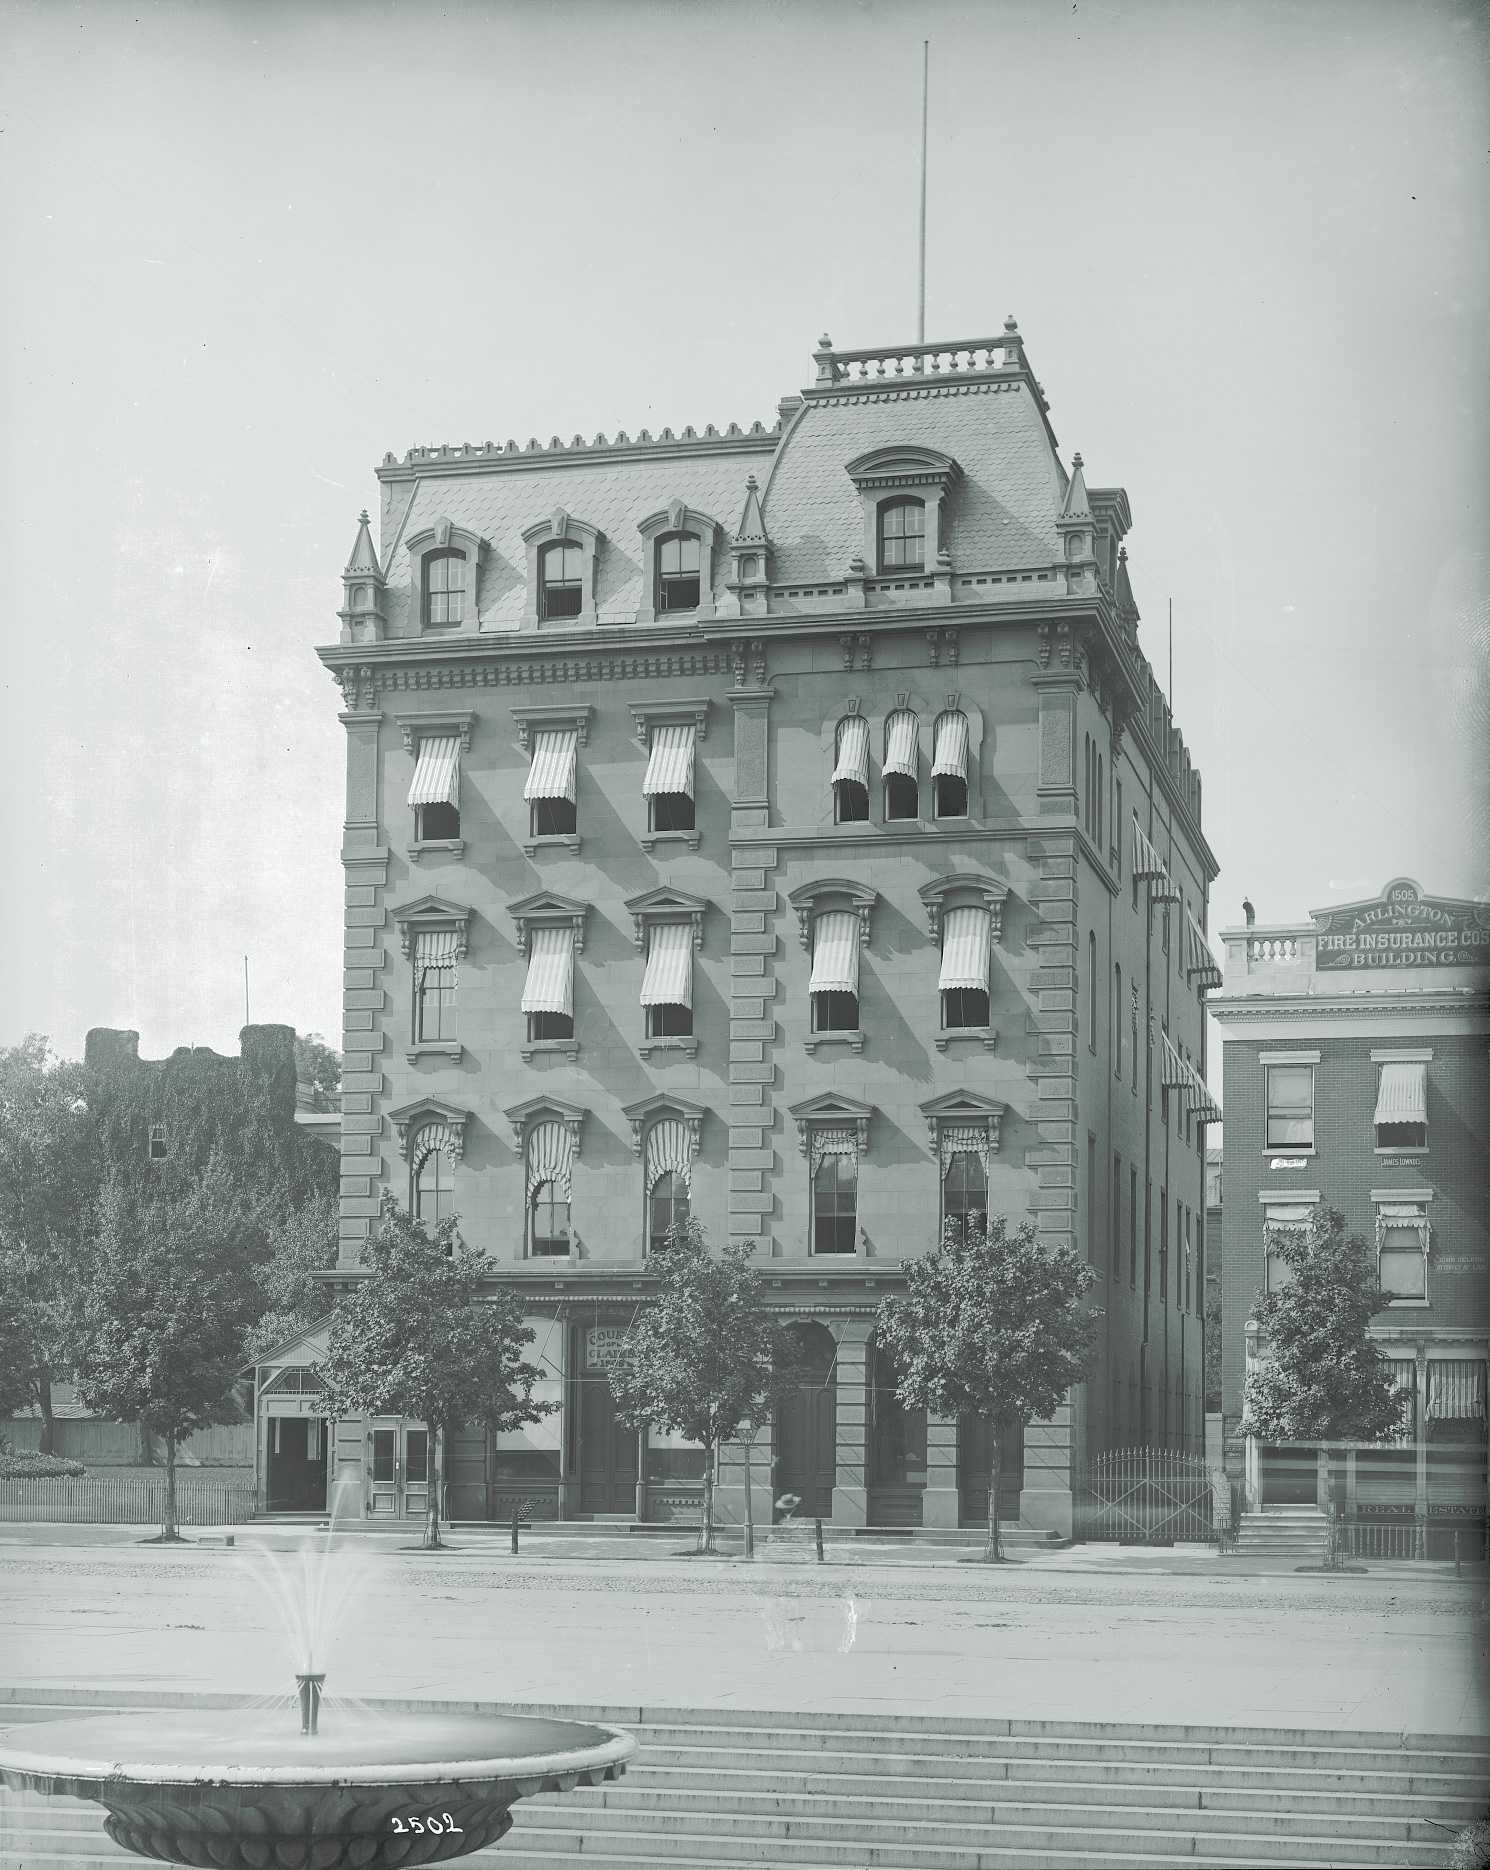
2,1699,1483,1870
1237,1506,1329,1556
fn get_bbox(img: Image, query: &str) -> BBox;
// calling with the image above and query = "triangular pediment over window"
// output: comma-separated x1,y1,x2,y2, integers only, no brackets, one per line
620,1092,706,1159
390,895,472,959
388,1097,473,1162
503,1094,586,1154
788,1092,874,1158
918,1089,1005,1158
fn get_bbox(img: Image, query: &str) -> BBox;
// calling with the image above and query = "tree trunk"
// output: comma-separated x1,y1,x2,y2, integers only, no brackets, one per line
138,1419,155,1465
36,1370,55,1457
425,1425,443,1550
162,1436,180,1541
699,1441,715,1554
984,1423,1003,1563
743,1434,754,1561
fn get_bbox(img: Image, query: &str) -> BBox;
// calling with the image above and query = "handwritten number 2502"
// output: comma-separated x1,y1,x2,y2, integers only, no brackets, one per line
390,1815,463,1835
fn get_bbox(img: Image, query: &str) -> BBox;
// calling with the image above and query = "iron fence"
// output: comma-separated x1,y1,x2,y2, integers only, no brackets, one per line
1077,1446,1217,1544
0,1476,255,1525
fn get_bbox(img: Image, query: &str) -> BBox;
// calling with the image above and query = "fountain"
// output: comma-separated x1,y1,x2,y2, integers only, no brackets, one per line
0,1479,635,1866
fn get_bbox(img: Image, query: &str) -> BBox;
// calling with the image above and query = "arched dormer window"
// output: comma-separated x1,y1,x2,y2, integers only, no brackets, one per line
406,517,486,635
636,503,722,624
656,532,701,613
540,541,585,620
877,497,925,574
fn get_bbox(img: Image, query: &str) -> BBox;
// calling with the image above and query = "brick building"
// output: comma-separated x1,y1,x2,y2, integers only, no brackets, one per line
304,323,1219,1538
1209,880,1490,1532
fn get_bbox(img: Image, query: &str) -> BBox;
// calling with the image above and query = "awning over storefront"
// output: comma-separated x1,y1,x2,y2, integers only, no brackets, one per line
521,925,573,1015
407,735,460,808
882,710,920,779
524,728,578,802
640,921,693,1007
642,724,695,798
809,911,860,995
1374,1061,1426,1127
938,906,990,991
831,715,870,787
930,710,969,781
1427,1360,1487,1422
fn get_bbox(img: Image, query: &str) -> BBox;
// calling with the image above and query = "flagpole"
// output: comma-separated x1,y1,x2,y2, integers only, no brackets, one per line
917,40,929,344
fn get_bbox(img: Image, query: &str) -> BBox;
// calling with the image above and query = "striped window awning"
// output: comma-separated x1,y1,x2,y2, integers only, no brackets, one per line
524,728,578,803
641,921,693,1008
1185,1059,1222,1124
1262,1202,1312,1231
412,1118,459,1165
413,928,462,974
1374,1061,1426,1127
930,711,969,780
939,905,990,992
521,925,573,1015
1132,822,1181,903
1375,1202,1430,1252
525,1120,574,1198
643,724,696,798
407,735,461,808
1160,1034,1188,1090
831,715,870,788
883,710,920,779
1185,911,1223,989
1427,1360,1487,1423
809,911,860,995
645,1117,692,1189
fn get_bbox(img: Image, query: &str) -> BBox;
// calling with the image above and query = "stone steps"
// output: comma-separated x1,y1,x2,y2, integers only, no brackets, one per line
1,1699,1481,1870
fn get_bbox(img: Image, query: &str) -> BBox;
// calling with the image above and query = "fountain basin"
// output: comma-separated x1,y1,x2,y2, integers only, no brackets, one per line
0,1708,635,1867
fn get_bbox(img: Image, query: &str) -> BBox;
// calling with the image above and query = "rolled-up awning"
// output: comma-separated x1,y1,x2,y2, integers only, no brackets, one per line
407,735,460,808
521,925,573,1015
643,724,696,798
645,1117,692,1188
831,715,870,787
525,1119,573,1198
641,921,693,1008
524,728,578,802
809,911,860,995
883,709,920,779
413,928,462,974
1374,1061,1426,1127
931,711,969,780
939,905,990,991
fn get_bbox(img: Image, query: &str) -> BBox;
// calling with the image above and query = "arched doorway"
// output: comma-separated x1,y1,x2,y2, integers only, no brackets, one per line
774,1322,836,1520
868,1335,927,1527
957,1416,1025,1529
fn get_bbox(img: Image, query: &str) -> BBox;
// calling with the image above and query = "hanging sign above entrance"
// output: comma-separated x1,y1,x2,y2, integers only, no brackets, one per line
1312,879,1490,971
585,1325,630,1372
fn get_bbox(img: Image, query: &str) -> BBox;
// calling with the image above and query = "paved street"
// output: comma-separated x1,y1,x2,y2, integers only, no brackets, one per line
2,1538,1484,1738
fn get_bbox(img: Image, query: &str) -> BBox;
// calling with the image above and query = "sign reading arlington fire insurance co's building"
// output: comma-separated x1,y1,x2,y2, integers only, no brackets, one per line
1314,879,1490,971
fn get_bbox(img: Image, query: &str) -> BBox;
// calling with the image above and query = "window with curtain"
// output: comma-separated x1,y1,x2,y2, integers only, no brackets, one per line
1263,1208,1309,1292
1377,1205,1429,1300
942,1150,987,1243
1266,1065,1314,1149
877,497,925,572
526,1118,574,1257
812,1151,858,1254
648,1171,690,1253
422,548,466,628
645,1116,692,1252
539,541,584,620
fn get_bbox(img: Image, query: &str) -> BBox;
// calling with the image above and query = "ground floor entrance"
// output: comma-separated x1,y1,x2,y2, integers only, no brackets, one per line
264,1415,327,1514
366,1420,431,1520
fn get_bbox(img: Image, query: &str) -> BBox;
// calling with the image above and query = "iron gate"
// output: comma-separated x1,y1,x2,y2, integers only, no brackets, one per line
1078,1447,1216,1544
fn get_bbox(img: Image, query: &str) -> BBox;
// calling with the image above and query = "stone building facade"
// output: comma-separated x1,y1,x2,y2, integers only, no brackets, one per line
310,324,1218,1536
1209,880,1490,1535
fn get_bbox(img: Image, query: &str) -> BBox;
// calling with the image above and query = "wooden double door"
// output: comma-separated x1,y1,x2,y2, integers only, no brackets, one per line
774,1324,837,1519
577,1371,640,1515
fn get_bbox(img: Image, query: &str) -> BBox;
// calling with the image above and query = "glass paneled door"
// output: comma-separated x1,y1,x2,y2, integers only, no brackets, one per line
366,1420,432,1520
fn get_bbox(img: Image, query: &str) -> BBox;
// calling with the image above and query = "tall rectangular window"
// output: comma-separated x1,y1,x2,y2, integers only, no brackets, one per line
1144,1177,1153,1295
1266,1065,1315,1150
1086,1133,1097,1262
1159,1188,1169,1300
1112,1152,1123,1273
1129,1166,1138,1287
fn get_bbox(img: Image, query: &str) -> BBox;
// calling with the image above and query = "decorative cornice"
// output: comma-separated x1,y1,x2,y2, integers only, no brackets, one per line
622,886,708,951
620,1093,706,1160
786,877,878,949
507,891,588,956
917,873,1009,943
393,708,474,753
378,425,780,478
502,1094,585,1155
389,895,472,960
627,698,710,743
387,1097,472,1163
510,703,592,750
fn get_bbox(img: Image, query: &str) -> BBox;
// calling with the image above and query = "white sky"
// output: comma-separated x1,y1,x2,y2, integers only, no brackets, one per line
2,0,1486,1061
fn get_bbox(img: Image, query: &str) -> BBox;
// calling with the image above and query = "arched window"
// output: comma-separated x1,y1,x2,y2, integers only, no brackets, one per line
831,716,870,822
1096,753,1105,848
812,1152,858,1254
412,1142,452,1230
877,497,925,573
422,548,466,629
931,711,969,818
655,532,701,612
648,1170,690,1254
810,911,861,1033
529,1181,571,1257
882,709,920,820
539,541,584,620
943,1150,987,1243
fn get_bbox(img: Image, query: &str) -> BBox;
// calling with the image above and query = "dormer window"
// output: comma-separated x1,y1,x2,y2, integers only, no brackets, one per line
656,533,701,613
540,542,585,620
878,498,925,573
422,548,466,628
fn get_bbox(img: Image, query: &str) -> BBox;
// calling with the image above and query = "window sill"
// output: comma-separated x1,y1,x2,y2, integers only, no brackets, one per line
405,1041,464,1064
407,838,465,863
1383,1296,1430,1308
640,830,701,854
805,1029,865,1055
528,1249,574,1263
1265,1150,1315,1161
524,834,582,857
520,1038,580,1062
639,1036,698,1061
935,1025,997,1054
1375,1147,1428,1156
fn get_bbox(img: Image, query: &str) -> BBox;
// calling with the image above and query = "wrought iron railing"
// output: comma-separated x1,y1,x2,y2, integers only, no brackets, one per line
0,1475,254,1525
1077,1446,1217,1544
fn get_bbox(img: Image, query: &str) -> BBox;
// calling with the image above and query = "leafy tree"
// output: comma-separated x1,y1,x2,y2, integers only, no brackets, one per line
316,1195,554,1549
71,1158,265,1540
1203,1295,1223,1413
1244,1206,1408,1443
244,1191,339,1361
293,1034,342,1113
608,1221,798,1556
0,1037,96,1450
875,1215,1100,1561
